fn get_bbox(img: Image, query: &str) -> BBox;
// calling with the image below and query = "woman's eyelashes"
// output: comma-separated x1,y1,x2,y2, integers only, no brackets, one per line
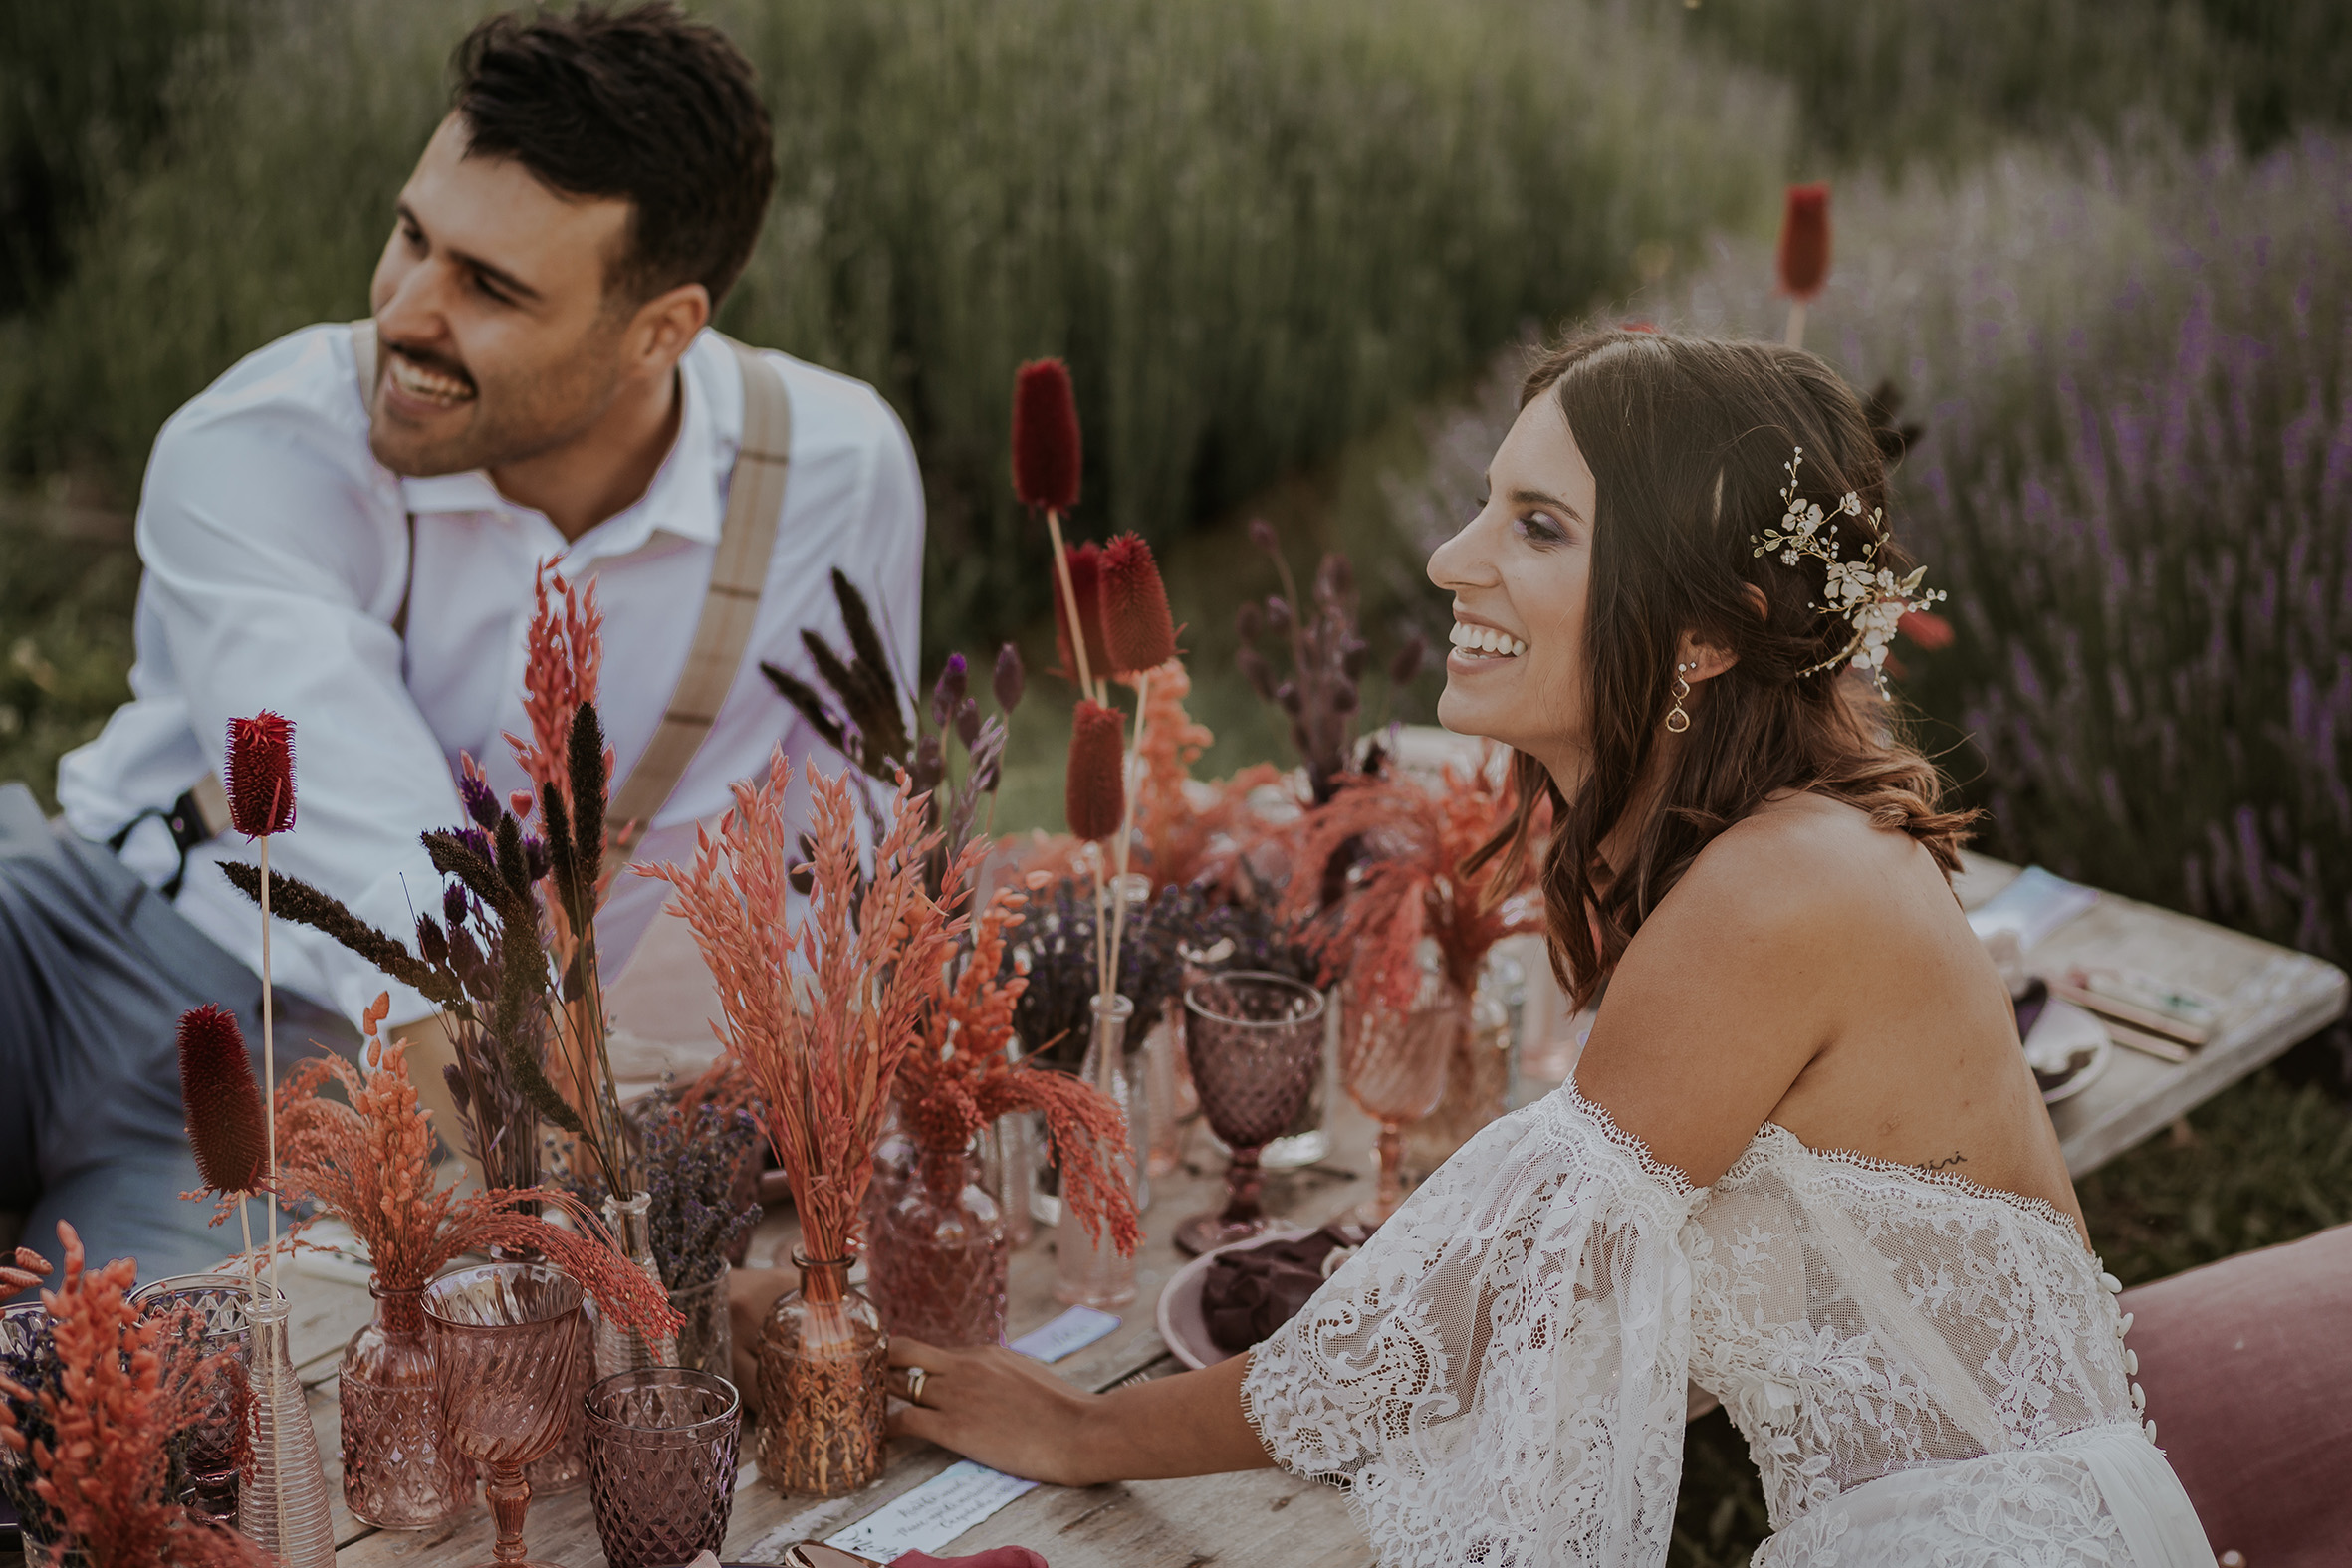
1514,510,1568,546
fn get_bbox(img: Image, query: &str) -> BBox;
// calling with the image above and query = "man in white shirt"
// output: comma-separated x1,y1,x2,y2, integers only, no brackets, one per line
4,3,922,1284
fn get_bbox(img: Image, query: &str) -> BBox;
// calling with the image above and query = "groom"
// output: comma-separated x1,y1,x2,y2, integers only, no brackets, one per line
5,3,923,1287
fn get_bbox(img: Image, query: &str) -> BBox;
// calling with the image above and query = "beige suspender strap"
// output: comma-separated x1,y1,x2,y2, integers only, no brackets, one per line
601,336,792,874
348,321,420,642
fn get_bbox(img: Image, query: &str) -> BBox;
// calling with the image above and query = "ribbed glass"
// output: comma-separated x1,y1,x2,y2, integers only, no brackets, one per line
235,1286,337,1568
426,1261,588,1568
593,1193,680,1377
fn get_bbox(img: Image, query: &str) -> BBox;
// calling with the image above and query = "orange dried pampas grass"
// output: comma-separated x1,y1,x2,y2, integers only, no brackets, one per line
896,881,1140,1254
268,1008,679,1340
643,749,984,1262
1276,756,1542,1012
0,1223,272,1568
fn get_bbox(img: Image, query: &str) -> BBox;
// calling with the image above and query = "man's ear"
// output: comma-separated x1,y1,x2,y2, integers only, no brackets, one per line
626,281,711,375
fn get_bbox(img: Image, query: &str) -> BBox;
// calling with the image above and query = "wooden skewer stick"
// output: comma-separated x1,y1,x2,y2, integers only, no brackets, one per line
1784,299,1807,351
1045,510,1097,705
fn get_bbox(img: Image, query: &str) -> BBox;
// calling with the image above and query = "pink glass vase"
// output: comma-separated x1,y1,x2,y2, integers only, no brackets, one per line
339,1282,468,1529
865,1140,1009,1348
754,1252,887,1496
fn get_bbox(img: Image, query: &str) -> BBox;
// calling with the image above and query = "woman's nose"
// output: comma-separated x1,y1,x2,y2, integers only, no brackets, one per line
1427,508,1498,592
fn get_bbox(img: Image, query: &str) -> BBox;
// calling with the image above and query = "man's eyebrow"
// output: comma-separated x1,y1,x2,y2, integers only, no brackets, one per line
395,201,545,304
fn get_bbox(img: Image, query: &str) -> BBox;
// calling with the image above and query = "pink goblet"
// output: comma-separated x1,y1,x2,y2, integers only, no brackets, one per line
1176,972,1327,1256
1341,966,1462,1224
424,1262,586,1568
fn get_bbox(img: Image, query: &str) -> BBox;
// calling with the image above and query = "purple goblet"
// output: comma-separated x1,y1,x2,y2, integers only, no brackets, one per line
1176,972,1327,1255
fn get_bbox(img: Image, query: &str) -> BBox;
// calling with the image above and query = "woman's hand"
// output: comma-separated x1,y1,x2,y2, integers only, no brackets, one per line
885,1337,1273,1487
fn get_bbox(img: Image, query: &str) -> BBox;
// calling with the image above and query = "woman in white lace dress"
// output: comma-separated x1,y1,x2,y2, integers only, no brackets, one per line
889,331,2218,1566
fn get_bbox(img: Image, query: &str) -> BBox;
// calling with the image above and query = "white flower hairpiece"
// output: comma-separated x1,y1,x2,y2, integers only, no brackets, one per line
1750,445,1945,696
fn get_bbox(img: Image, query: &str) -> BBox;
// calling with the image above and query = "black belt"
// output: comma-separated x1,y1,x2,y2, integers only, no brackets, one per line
105,786,218,901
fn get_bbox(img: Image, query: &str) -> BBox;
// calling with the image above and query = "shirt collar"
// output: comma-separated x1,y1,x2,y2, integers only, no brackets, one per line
395,332,726,557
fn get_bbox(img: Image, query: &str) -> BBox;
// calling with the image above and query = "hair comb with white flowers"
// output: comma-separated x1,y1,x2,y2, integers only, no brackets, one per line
1750,445,1945,696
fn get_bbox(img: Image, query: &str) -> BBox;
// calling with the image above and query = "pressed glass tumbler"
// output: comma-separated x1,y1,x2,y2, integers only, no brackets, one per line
424,1262,587,1568
126,1275,255,1529
583,1367,742,1568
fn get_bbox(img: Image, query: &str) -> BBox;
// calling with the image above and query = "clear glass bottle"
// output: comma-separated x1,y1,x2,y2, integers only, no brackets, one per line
983,1112,1036,1248
338,1282,467,1529
594,1192,681,1377
1404,974,1512,1180
866,1139,1009,1348
237,1285,337,1568
665,1260,734,1381
1054,993,1139,1309
754,1251,887,1496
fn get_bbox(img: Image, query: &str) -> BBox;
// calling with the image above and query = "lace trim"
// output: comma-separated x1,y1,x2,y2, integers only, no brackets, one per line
1552,1083,1698,1198
1728,1123,2085,1246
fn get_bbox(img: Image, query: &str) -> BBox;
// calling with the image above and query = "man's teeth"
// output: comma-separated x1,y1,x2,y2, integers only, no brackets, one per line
387,354,475,405
1450,623,1527,658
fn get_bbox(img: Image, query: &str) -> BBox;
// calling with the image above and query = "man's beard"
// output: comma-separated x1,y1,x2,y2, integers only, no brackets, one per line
366,334,621,479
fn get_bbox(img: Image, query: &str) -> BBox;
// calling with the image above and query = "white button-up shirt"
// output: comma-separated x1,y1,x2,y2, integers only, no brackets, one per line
59,324,923,1026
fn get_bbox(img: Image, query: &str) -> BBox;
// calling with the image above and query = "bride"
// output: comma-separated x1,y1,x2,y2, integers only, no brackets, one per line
887,331,2217,1566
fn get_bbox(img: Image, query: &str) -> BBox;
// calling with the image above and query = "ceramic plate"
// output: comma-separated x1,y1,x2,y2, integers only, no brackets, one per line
1156,1229,1315,1371
2027,997,2112,1105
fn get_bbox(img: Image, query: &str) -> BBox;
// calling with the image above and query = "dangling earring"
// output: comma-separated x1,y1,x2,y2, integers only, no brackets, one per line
1665,662,1695,734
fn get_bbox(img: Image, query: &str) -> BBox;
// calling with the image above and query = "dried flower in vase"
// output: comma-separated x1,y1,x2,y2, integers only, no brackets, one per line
1008,876,1205,1075
0,1224,273,1568
262,1008,679,1338
899,883,1139,1254
569,1097,764,1294
1273,758,1540,1009
761,568,1020,895
642,750,983,1262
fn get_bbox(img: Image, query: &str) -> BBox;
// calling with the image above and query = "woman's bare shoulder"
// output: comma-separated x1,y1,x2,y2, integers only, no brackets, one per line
1681,789,1940,919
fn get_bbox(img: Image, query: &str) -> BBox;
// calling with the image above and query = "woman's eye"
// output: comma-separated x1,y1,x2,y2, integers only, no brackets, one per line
1516,511,1566,544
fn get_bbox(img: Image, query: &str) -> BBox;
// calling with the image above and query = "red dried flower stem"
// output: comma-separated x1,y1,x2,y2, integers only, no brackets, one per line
1777,182,1831,348
1046,513,1098,704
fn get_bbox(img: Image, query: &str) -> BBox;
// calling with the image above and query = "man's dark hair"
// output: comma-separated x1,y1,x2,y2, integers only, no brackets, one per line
452,3,774,306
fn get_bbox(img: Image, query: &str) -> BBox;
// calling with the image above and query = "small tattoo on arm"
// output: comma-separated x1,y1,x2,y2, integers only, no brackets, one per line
1920,1151,1967,1172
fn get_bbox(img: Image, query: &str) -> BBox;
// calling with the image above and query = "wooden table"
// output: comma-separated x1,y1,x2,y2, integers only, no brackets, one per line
288,850,2339,1566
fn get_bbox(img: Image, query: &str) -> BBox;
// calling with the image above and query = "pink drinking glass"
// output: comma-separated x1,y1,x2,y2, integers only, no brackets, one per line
1341,967,1462,1224
424,1262,587,1568
1176,972,1327,1255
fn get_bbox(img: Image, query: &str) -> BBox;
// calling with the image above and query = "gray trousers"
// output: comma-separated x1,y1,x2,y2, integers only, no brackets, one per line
0,783,357,1297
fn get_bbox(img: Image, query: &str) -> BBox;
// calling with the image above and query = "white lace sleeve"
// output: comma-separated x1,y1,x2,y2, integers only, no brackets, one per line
1242,1087,1705,1567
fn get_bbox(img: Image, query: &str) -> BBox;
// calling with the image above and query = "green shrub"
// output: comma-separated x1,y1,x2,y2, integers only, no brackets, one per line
0,0,1788,657
1676,0,2352,170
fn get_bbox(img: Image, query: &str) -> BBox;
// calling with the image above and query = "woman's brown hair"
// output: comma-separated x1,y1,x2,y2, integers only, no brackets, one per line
1464,329,1977,1008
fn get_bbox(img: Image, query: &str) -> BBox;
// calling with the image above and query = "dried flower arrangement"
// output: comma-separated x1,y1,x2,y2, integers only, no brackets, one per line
567,1095,765,1293
761,566,1022,893
643,750,983,1263
1776,181,1831,348
0,1225,272,1568
897,880,1139,1254
221,711,296,1297
1007,876,1205,1076
251,1002,678,1338
1274,759,1540,1009
1233,524,1427,805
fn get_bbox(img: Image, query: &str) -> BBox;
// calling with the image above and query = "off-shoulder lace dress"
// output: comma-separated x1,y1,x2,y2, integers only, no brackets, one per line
1242,1086,2216,1567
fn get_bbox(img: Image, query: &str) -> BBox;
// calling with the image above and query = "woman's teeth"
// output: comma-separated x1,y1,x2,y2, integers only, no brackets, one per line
386,353,476,406
1450,623,1527,658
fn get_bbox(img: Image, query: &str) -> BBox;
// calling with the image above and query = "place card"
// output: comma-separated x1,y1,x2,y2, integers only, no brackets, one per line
823,1459,1039,1561
1007,1304,1120,1362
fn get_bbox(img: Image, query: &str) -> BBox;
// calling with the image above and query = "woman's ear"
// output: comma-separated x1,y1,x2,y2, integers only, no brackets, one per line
1676,628,1739,686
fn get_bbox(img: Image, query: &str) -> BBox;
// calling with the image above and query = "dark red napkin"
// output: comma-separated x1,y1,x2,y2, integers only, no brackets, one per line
892,1550,1049,1568
1200,1223,1373,1354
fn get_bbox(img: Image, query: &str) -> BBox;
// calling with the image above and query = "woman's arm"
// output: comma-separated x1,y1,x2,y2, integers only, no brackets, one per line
884,1336,1273,1487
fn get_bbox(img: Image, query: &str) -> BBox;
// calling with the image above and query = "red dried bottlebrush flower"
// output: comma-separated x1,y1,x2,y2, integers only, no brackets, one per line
1012,358,1082,513
176,1005,267,1197
1100,533,1176,675
1065,699,1126,842
223,712,295,837
1776,183,1831,301
1899,608,1955,649
1052,541,1112,683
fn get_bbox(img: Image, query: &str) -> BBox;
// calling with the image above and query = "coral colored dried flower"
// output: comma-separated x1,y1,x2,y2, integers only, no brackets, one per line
1777,183,1831,301
506,562,605,805
1100,533,1177,675
270,1019,679,1339
898,885,1139,1254
0,1223,273,1568
1051,542,1111,685
223,712,295,837
1065,700,1127,842
175,1006,267,1198
641,750,982,1261
1012,358,1082,513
